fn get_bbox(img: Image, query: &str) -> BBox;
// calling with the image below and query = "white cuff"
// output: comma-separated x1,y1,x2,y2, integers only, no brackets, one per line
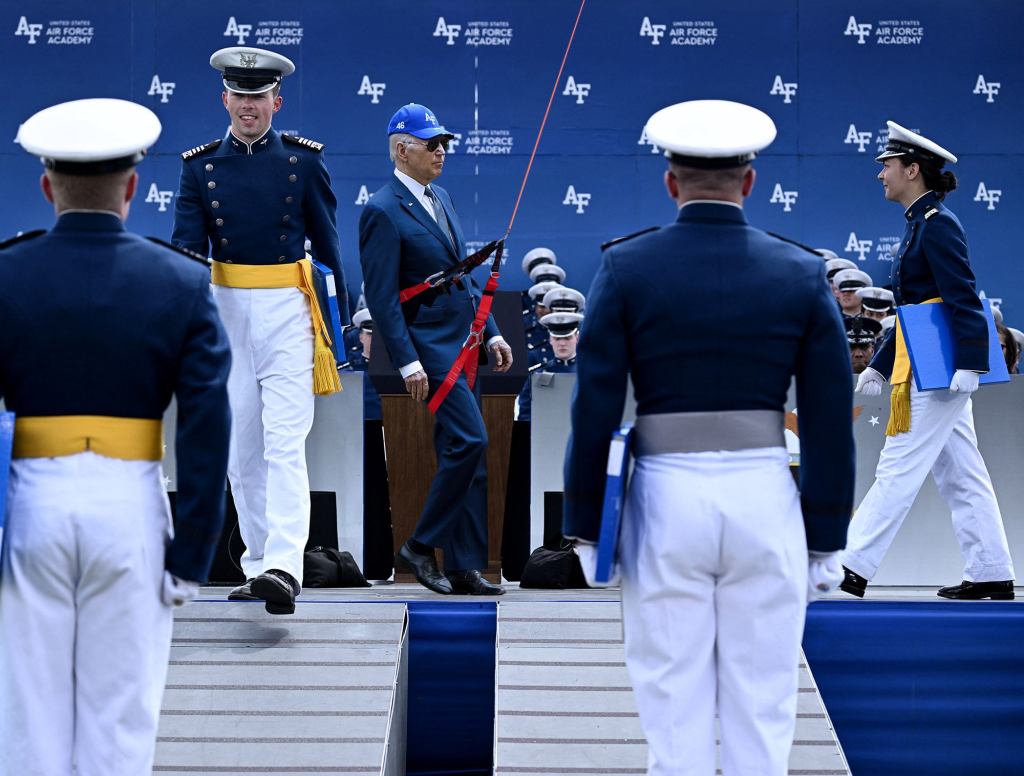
486,336,506,349
399,360,424,379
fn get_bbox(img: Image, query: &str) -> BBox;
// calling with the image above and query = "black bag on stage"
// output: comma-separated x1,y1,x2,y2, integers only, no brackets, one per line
519,543,588,589
303,546,371,588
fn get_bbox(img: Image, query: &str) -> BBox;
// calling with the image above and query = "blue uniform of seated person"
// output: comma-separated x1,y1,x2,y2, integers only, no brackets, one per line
173,46,347,615
563,100,855,776
517,311,582,422
0,99,231,775
359,103,513,595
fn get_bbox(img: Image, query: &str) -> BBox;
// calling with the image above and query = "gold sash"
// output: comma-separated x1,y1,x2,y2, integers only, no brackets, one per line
886,297,942,436
13,416,162,460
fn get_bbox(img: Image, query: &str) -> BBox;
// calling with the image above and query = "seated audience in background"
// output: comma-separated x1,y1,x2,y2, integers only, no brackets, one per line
516,312,582,422
997,322,1021,374
857,286,895,321
525,280,564,365
845,315,882,374
520,247,558,322
543,286,586,315
833,268,873,317
825,257,857,300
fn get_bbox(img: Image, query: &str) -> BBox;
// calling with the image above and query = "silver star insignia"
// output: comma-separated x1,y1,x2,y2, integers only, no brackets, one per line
161,475,172,490
869,416,880,427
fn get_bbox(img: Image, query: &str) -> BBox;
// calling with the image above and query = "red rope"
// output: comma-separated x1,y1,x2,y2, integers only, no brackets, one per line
503,0,588,240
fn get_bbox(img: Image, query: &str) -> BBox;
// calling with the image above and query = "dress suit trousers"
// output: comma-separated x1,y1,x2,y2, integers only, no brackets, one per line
620,447,806,776
0,453,173,776
414,372,488,571
843,383,1014,582
213,285,315,584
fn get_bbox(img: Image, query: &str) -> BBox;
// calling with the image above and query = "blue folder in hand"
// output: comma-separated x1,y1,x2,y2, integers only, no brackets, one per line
595,423,634,584
311,259,347,367
897,299,1009,391
0,411,15,577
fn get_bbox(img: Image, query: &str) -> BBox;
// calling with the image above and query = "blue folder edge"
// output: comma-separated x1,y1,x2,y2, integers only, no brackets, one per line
595,423,634,584
310,259,346,367
0,411,15,578
897,299,1009,391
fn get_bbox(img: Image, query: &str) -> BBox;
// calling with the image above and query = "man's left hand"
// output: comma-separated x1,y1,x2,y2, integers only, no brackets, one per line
490,340,514,373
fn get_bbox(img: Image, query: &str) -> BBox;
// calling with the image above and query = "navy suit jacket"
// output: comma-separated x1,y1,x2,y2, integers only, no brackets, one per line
0,212,232,582
870,191,988,378
358,175,499,377
563,202,855,552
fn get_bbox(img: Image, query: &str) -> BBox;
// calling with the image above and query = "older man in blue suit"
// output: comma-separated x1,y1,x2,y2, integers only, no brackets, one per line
359,103,512,595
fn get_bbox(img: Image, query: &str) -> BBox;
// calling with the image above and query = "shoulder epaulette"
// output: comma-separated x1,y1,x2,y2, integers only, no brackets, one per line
528,362,547,373
924,206,940,220
180,139,222,161
282,134,325,152
765,231,822,258
601,226,659,251
0,229,45,250
146,237,211,267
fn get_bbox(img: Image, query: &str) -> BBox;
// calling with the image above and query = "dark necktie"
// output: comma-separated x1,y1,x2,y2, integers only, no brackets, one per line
424,186,454,250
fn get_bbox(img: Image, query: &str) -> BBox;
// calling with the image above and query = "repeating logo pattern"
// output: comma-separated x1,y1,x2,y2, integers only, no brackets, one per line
639,16,666,45
974,75,1000,103
844,16,924,45
563,76,591,104
15,16,94,44
358,75,386,104
845,124,873,153
974,182,1002,210
145,183,174,212
224,16,252,44
563,186,591,214
770,184,798,212
770,75,798,104
846,232,873,261
148,75,175,103
433,17,461,45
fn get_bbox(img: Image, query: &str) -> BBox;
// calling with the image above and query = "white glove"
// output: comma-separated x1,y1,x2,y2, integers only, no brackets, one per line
949,369,980,394
574,542,620,588
807,551,844,602
161,571,200,608
855,367,885,396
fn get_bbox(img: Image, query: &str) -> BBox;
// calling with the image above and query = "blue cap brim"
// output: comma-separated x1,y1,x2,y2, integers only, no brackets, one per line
408,125,453,140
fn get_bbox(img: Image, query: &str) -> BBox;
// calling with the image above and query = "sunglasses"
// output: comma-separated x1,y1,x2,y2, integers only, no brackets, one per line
404,137,450,152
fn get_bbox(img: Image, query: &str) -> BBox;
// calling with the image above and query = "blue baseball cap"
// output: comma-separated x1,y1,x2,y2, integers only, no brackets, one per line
387,103,454,139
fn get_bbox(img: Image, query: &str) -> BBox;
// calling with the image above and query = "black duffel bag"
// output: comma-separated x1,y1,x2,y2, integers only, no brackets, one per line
303,546,371,588
519,542,588,589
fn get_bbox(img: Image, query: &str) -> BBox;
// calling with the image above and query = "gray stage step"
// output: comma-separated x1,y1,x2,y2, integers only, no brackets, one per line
494,601,850,776
155,599,407,776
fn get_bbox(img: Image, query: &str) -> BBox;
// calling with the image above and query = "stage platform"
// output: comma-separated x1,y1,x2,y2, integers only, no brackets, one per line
157,585,1022,776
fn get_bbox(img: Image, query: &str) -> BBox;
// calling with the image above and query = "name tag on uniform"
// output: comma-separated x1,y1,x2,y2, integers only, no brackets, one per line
311,260,346,366
596,423,633,584
0,411,15,577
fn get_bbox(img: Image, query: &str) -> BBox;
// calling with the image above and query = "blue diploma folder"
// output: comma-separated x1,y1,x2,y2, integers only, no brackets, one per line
897,299,1009,391
311,259,346,366
0,411,14,575
595,423,634,584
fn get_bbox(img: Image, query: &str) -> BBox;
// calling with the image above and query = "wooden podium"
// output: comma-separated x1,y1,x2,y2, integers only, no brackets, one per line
370,290,529,582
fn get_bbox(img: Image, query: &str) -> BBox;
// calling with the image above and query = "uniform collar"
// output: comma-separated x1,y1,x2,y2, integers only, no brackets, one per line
52,210,126,232
904,190,940,221
554,356,577,366
677,200,748,225
226,127,276,155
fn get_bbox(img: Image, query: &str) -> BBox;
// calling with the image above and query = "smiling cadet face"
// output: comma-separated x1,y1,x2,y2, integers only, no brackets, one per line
222,88,282,141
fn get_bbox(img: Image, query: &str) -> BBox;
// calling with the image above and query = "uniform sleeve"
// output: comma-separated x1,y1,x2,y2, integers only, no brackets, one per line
305,154,348,321
922,217,989,371
171,161,211,257
868,325,896,380
166,277,232,583
562,251,630,542
794,264,856,552
359,202,419,370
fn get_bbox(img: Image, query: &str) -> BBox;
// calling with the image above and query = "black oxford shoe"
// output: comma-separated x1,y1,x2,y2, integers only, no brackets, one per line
251,569,301,615
447,570,505,596
395,544,453,595
227,579,260,601
840,566,868,598
937,580,1014,601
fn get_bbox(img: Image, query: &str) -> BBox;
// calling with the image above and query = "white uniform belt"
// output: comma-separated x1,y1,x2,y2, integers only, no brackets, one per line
634,410,785,456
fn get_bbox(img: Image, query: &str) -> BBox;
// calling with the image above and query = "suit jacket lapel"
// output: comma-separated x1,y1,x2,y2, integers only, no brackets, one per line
390,176,460,263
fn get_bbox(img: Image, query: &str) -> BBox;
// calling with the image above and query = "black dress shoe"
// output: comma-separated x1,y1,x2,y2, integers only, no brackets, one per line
227,579,260,601
840,566,868,598
251,569,301,615
447,570,505,596
937,580,1014,600
395,544,453,594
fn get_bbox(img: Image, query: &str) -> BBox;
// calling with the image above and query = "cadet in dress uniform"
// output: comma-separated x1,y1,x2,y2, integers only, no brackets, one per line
172,47,346,614
846,315,882,374
825,257,857,301
516,312,582,422
0,99,231,775
521,247,558,322
833,268,873,317
842,122,1015,600
857,286,895,321
563,100,855,776
525,280,563,366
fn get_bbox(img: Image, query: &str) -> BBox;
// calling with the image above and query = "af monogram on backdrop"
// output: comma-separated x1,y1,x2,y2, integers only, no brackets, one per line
4,1,1021,317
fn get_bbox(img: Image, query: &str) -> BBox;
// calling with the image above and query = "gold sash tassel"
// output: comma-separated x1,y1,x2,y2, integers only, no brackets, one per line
211,259,342,396
13,416,163,460
886,297,942,436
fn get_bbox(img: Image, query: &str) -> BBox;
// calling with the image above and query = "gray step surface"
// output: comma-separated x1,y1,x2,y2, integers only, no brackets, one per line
494,601,850,776
155,600,406,776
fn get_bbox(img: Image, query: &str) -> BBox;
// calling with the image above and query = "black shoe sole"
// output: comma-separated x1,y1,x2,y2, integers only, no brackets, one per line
937,590,1015,601
250,576,297,615
227,592,261,602
394,552,453,595
839,582,866,598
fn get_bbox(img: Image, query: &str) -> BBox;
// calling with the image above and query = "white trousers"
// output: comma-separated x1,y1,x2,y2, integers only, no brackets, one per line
843,384,1014,582
0,453,173,776
213,285,315,584
621,448,806,776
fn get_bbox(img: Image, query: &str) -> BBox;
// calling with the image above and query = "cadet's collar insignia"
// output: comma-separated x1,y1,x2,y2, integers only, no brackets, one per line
181,139,223,161
0,228,45,250
601,225,659,251
282,133,325,152
239,53,258,68
146,236,211,267
924,206,939,220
